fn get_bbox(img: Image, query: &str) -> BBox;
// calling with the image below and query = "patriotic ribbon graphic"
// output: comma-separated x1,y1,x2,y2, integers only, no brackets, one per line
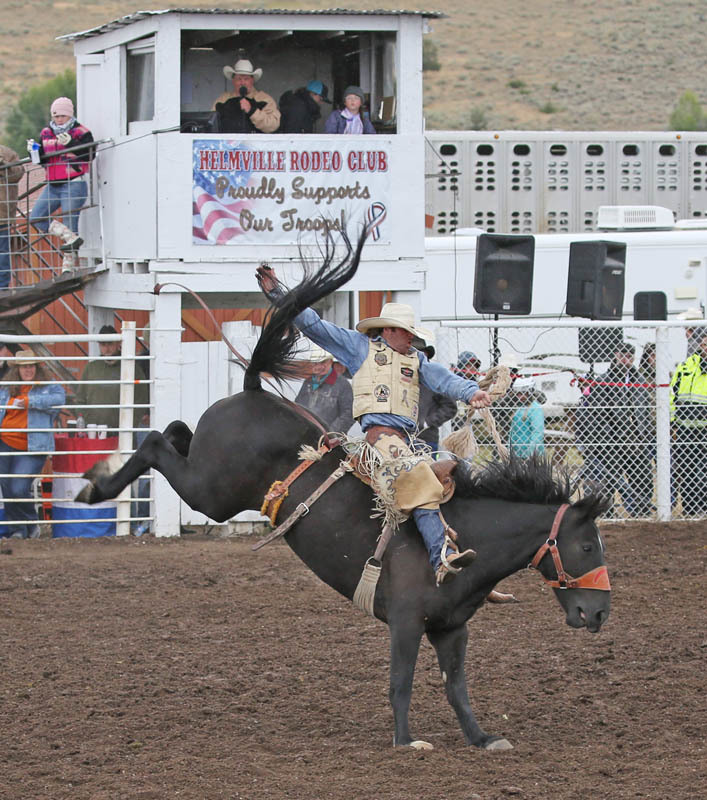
366,202,387,241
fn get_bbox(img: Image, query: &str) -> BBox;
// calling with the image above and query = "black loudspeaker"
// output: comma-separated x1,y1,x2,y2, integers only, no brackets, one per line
578,327,624,364
634,291,667,321
566,240,626,320
473,234,535,315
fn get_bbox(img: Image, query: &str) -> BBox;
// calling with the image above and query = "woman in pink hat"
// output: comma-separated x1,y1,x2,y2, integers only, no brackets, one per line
28,96,94,270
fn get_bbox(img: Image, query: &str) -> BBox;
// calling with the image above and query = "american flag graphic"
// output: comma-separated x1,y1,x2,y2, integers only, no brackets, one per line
192,140,254,245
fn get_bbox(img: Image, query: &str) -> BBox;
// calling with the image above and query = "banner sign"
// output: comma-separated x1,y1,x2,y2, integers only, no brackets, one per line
192,140,390,245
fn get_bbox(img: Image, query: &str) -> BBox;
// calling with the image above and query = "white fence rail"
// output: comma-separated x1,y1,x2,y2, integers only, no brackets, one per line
0,325,152,539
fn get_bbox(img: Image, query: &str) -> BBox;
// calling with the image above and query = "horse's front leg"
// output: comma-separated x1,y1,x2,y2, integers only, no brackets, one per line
427,625,513,751
389,620,430,749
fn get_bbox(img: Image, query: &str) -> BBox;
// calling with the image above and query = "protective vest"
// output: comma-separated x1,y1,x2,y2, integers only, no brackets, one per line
670,353,707,427
352,340,420,422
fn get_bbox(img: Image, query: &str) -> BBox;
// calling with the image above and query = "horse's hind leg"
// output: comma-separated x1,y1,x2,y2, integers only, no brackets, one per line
426,626,513,751
388,621,430,749
77,423,193,505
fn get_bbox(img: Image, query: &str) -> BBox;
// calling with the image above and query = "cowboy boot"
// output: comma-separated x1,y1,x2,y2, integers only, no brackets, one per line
435,543,476,585
61,251,77,273
48,219,83,252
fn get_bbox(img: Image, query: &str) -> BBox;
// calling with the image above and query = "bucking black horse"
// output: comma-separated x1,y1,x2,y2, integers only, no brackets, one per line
77,228,612,751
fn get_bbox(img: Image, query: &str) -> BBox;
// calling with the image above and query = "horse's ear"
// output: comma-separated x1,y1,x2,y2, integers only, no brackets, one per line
573,492,612,521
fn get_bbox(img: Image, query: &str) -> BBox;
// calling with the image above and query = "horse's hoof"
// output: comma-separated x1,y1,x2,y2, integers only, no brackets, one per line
74,484,95,504
82,452,123,482
409,740,434,750
483,738,513,751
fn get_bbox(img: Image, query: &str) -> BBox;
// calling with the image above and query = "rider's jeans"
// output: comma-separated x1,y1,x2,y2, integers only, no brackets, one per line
413,507,445,570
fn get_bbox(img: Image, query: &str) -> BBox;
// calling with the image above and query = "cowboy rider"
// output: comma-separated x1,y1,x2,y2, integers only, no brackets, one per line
257,270,491,584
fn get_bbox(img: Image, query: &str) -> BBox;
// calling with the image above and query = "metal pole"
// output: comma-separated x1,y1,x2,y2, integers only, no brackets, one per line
655,327,672,521
117,321,136,536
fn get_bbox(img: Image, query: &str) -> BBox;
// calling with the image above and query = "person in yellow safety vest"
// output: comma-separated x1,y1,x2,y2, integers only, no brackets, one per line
670,326,707,515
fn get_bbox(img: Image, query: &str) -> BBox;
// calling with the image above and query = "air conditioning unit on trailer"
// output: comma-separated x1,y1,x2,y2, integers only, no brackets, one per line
597,205,675,231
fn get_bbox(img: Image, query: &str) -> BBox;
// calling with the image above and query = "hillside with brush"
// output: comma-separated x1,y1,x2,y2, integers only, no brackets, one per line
1,0,705,133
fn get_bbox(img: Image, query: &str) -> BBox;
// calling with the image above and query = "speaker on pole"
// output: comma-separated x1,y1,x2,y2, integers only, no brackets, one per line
566,240,626,320
634,291,667,321
473,234,535,315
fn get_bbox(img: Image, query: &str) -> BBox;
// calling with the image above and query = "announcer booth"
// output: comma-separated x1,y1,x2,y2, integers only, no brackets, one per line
61,8,437,535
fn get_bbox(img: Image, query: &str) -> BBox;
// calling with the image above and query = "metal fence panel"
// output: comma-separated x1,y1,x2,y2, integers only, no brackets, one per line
430,319,703,521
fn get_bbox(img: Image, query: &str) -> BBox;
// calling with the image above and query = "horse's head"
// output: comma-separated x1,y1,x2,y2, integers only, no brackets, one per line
530,497,611,633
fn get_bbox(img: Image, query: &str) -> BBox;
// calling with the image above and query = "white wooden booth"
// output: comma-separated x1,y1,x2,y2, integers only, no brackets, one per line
60,8,439,534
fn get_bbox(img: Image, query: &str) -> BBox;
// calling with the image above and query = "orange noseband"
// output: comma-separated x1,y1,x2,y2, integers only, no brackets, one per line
529,504,611,591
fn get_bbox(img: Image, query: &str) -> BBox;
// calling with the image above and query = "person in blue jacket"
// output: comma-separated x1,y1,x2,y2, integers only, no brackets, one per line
0,347,65,538
508,377,545,459
324,86,376,135
257,266,491,585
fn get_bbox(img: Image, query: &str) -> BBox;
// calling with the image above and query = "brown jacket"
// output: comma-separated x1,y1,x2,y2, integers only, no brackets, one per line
0,144,23,228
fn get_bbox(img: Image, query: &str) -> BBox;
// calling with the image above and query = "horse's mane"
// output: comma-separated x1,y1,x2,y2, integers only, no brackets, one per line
455,454,610,519
244,225,370,390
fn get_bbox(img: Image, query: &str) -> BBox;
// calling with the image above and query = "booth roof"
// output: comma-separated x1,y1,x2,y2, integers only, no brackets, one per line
57,7,446,42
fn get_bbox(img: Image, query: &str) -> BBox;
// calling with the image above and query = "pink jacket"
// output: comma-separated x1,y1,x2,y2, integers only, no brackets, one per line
39,122,94,182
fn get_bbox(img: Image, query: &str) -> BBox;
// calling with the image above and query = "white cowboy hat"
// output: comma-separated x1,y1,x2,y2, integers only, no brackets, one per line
414,326,436,346
356,303,424,338
305,344,333,363
223,59,263,82
676,307,703,320
513,376,536,392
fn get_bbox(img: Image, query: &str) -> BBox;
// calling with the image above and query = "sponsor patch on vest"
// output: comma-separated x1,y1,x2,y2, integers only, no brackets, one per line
374,351,388,366
400,366,413,383
374,384,391,402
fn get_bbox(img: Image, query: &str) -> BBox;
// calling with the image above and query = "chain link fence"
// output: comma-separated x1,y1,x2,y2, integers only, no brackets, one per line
426,319,701,521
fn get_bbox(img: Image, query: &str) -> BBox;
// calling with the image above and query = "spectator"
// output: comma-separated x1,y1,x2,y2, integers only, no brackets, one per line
508,377,545,458
294,343,353,434
412,333,457,452
213,59,280,134
0,342,20,380
28,97,94,272
324,86,376,134
676,308,704,357
638,342,656,381
670,327,707,515
450,351,482,431
279,80,332,133
453,350,481,380
0,143,23,289
0,347,65,539
74,325,149,431
576,342,653,517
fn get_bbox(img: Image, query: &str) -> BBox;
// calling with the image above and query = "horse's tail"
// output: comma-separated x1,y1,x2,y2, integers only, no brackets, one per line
243,225,370,390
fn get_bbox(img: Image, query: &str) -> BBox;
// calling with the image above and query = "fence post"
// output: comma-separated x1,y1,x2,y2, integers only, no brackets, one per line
655,327,672,522
117,322,136,536
152,292,182,537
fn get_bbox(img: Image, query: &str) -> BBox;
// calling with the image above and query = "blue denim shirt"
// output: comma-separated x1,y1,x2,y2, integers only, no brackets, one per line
0,383,65,451
294,307,480,432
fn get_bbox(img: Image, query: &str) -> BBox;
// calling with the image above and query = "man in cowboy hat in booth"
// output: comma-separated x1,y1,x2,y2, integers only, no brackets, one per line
257,271,492,584
213,58,280,134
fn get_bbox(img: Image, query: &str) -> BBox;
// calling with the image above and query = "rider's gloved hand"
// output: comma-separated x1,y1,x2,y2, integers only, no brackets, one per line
256,264,286,302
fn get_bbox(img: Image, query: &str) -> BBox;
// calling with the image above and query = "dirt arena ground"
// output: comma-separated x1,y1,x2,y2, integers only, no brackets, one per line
0,521,704,800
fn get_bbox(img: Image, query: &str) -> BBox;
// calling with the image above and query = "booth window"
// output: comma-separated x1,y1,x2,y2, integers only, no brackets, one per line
127,36,155,124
